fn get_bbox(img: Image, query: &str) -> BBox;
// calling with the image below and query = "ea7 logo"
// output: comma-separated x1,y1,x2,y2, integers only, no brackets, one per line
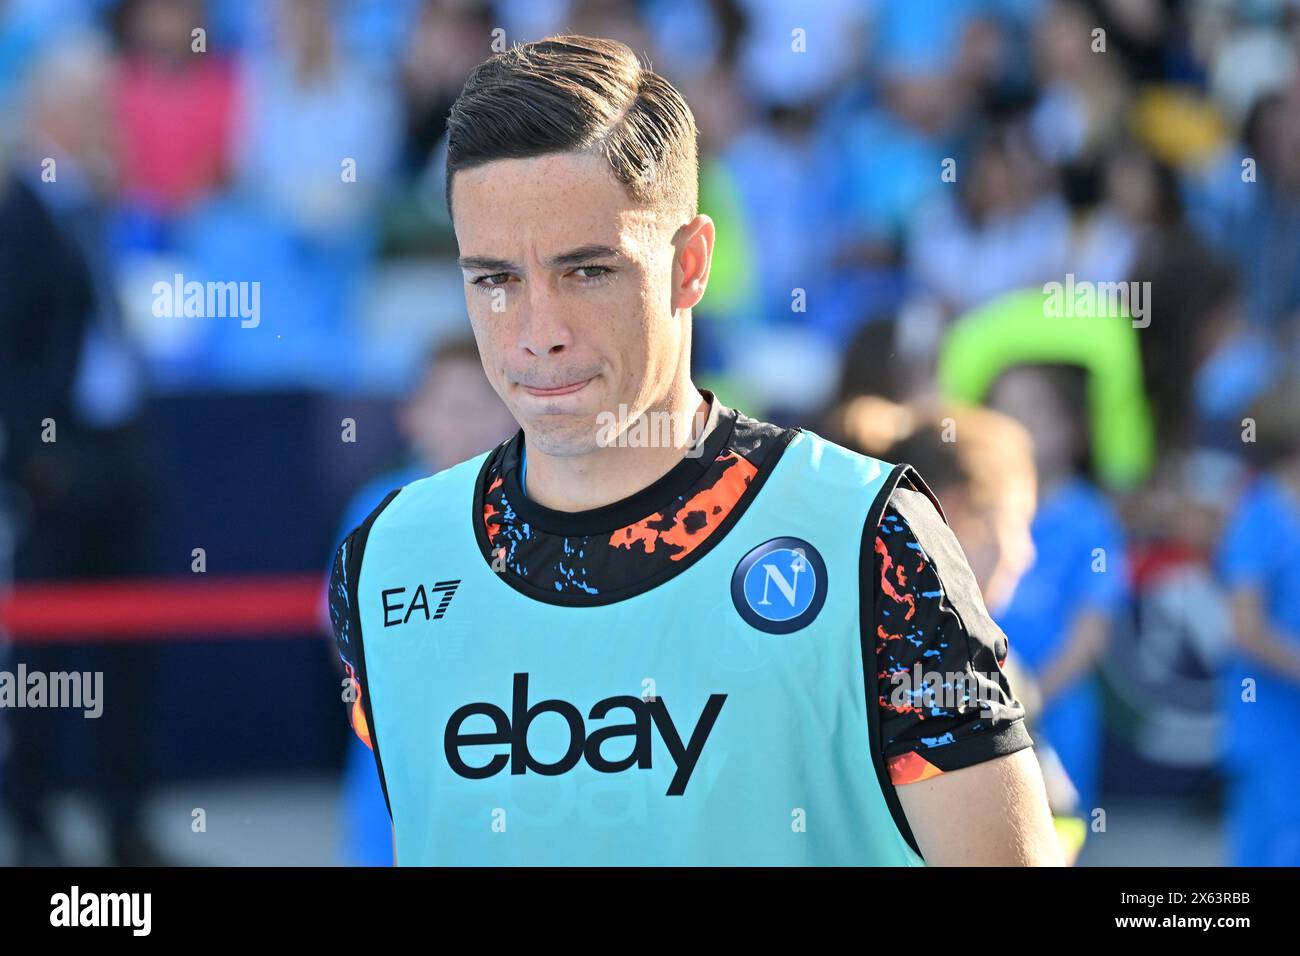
381,580,460,627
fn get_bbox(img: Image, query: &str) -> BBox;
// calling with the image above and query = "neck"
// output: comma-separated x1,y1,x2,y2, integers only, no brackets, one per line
522,381,710,512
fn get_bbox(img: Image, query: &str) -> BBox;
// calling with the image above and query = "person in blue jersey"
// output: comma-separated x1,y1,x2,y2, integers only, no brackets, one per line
328,34,1061,866
325,337,516,866
1215,382,1300,866
984,363,1131,818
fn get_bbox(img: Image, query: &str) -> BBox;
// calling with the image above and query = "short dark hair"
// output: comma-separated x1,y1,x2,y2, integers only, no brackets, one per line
444,35,699,225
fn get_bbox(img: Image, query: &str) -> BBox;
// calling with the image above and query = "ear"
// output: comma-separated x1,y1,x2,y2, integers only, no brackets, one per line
671,214,715,313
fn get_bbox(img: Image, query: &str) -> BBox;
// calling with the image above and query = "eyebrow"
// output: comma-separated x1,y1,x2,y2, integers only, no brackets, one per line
457,245,624,273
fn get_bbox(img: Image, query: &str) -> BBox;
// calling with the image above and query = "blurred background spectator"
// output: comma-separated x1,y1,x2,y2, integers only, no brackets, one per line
0,0,1297,866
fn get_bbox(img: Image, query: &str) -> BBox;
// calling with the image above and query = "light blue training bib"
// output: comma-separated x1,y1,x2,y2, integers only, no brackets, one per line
352,428,927,866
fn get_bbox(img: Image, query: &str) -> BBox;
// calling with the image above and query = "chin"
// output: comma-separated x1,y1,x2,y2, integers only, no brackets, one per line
521,414,607,458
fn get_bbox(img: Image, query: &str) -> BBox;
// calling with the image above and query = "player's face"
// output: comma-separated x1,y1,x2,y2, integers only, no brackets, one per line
450,150,689,458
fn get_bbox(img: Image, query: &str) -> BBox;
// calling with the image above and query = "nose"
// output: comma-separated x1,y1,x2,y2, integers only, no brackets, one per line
517,280,572,358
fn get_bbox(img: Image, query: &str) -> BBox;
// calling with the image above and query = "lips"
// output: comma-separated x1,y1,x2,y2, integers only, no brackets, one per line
520,377,594,397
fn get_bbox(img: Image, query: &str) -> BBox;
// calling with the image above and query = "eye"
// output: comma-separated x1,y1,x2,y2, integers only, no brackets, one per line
471,273,512,288
572,265,612,281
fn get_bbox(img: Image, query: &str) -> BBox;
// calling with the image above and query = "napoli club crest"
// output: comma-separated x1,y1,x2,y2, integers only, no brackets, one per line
731,537,828,634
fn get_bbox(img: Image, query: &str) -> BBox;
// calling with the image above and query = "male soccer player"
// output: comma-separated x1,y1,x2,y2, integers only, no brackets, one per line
329,35,1061,866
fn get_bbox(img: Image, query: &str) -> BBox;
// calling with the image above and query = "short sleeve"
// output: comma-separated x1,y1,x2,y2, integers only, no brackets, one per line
873,485,1033,785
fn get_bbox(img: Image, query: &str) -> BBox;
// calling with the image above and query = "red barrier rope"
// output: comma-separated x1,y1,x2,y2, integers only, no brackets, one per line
0,574,325,643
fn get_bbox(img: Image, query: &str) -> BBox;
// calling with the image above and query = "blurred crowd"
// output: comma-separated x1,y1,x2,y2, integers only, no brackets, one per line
2,0,1300,866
